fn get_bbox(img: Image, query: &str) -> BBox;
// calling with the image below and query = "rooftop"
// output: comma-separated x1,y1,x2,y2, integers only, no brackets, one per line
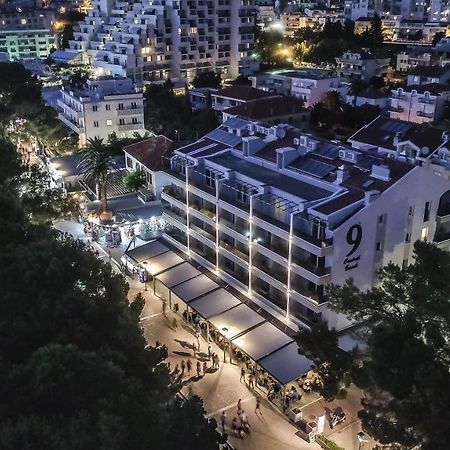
268,67,337,80
213,85,278,102
401,83,450,95
408,64,450,78
223,96,308,120
123,135,175,171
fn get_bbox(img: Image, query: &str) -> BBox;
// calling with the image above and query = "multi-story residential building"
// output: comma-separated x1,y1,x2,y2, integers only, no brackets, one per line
406,64,450,85
396,50,432,71
68,0,257,86
335,50,390,80
345,88,389,108
250,68,346,107
222,95,310,129
189,85,279,113
0,6,56,60
429,0,450,22
280,10,343,37
388,83,450,123
158,117,450,330
57,76,146,147
344,0,383,21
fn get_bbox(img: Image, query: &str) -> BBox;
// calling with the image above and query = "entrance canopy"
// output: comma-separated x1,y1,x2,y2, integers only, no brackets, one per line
232,322,293,362
188,288,241,320
209,304,265,340
156,262,201,289
146,250,184,276
257,342,313,386
171,274,219,303
126,240,169,263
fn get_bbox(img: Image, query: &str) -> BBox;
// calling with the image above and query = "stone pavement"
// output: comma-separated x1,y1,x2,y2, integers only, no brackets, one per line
53,219,376,450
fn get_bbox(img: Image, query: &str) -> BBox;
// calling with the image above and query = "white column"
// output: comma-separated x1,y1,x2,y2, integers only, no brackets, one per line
185,162,191,254
248,194,254,294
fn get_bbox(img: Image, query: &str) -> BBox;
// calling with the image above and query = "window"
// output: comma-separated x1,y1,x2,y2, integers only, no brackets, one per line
402,259,408,269
377,214,385,224
93,121,99,127
423,201,431,222
126,156,132,168
131,102,137,109
131,117,138,124
146,172,152,184
408,206,414,216
405,232,411,243
106,104,111,110
119,118,125,125
118,103,124,110
205,168,215,188
92,105,98,112
376,241,382,251
236,182,248,204
106,119,112,126
421,227,429,241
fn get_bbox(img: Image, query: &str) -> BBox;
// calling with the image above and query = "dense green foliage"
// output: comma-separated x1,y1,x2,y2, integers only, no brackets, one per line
297,242,450,450
0,62,75,152
144,81,218,143
0,137,225,449
123,168,146,192
192,71,222,89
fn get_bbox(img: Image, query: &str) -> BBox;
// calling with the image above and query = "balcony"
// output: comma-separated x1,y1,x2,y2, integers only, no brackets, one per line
117,106,144,115
218,219,248,243
417,110,434,119
290,285,326,306
254,241,288,265
162,186,186,203
389,105,404,113
162,208,187,227
57,99,82,117
291,255,330,278
391,92,406,100
117,122,144,131
418,96,435,104
189,202,216,224
219,239,249,263
58,113,84,133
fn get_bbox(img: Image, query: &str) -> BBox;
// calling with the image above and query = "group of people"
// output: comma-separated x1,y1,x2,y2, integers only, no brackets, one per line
240,367,256,389
223,397,261,439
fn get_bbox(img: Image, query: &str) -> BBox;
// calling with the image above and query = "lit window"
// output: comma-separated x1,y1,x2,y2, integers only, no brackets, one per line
106,119,112,126
421,227,429,241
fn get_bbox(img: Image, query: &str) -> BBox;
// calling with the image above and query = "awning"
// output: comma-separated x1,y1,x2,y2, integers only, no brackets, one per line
146,250,184,276
232,322,293,361
257,342,313,386
209,304,265,340
171,274,219,303
156,262,201,289
188,288,241,320
126,240,169,263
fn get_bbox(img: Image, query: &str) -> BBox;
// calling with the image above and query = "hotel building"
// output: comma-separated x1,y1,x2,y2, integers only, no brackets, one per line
158,117,450,331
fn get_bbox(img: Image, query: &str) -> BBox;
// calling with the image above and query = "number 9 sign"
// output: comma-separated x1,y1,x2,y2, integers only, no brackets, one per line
344,224,362,271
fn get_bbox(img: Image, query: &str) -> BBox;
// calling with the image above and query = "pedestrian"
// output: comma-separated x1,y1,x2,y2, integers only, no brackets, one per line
231,417,238,436
196,360,201,377
167,361,171,372
196,335,201,351
248,373,255,389
237,398,242,415
215,354,220,368
211,352,216,367
186,358,192,376
203,361,207,375
180,359,186,376
192,342,197,356
208,344,212,360
255,397,261,415
174,364,179,375
172,317,178,329
220,410,226,432
240,367,246,383
162,301,167,315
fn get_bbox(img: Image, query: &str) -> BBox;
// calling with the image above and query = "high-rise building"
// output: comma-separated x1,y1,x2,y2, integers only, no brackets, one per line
69,0,257,85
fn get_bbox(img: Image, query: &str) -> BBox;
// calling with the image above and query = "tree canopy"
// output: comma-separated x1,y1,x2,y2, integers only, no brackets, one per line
192,71,222,89
0,136,225,449
297,242,450,450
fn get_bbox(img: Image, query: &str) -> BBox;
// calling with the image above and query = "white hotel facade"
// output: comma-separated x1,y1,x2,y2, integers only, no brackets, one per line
158,118,450,331
69,0,256,85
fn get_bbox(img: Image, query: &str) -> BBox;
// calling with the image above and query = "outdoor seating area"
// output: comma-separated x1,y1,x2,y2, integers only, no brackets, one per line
123,239,319,417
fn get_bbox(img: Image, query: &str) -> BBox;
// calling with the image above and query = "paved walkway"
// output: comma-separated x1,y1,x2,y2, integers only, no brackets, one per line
53,220,376,450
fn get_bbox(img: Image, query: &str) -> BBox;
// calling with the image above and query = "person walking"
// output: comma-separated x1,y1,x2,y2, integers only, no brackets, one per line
215,354,220,368
203,361,207,376
196,360,201,377
231,417,238,436
255,397,262,415
186,358,192,376
192,342,197,357
211,353,216,368
180,359,186,377
240,367,246,383
220,410,226,432
162,301,167,315
237,398,242,415
208,344,212,360
248,373,255,389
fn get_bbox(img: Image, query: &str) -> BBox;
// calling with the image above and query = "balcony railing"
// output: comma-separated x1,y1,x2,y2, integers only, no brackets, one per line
253,260,287,285
190,223,215,243
163,208,187,226
418,97,435,104
417,110,434,118
389,105,404,112
219,240,249,262
162,186,186,203
117,107,144,115
391,93,406,100
117,122,143,131
291,255,330,277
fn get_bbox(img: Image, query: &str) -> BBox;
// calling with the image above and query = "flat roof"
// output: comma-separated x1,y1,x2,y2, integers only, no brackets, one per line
207,153,333,201
209,304,265,340
156,262,201,289
125,240,169,263
232,322,293,361
171,274,219,303
188,288,241,319
146,250,184,276
258,342,313,386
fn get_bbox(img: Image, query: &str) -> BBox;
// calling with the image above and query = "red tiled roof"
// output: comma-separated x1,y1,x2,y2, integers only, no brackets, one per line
214,85,278,102
123,135,175,171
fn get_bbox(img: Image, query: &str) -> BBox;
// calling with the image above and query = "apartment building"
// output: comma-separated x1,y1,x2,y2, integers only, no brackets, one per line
250,68,345,107
57,76,146,147
0,6,56,60
407,64,450,85
68,0,257,86
388,84,450,123
429,0,450,22
396,50,432,71
344,0,383,21
280,10,343,37
158,117,450,331
335,50,390,80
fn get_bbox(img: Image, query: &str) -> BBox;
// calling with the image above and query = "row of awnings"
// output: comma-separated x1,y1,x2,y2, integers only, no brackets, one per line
125,240,313,386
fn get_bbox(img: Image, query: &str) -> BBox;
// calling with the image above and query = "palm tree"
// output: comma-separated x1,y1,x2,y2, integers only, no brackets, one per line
78,137,115,216
348,79,368,107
